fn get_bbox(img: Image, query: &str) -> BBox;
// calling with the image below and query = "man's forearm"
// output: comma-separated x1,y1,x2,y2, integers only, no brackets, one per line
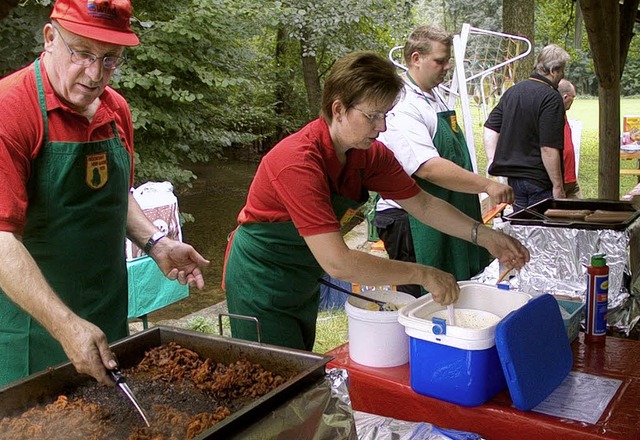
483,127,499,168
0,231,77,341
126,193,162,249
415,157,490,195
541,146,564,190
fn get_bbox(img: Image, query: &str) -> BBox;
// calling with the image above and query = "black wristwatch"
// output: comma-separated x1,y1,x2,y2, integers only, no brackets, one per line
144,231,167,254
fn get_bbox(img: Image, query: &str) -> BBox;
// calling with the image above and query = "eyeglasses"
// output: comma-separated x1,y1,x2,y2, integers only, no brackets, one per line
353,107,389,125
53,25,126,70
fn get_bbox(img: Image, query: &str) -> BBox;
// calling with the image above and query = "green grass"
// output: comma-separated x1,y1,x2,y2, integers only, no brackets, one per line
467,97,640,198
184,310,349,354
313,309,349,354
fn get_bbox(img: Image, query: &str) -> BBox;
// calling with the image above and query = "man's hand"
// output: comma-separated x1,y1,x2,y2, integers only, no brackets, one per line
150,239,210,289
485,179,515,204
56,316,119,385
553,185,566,199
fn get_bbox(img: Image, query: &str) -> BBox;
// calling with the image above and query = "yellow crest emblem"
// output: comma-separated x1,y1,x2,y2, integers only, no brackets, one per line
340,208,358,227
450,114,458,133
86,152,109,189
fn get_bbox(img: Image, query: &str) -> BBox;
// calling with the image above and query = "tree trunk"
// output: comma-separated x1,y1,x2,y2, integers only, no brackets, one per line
502,0,535,83
580,0,621,199
301,51,321,119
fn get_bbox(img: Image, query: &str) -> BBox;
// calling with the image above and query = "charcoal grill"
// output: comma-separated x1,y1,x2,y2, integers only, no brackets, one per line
0,326,332,439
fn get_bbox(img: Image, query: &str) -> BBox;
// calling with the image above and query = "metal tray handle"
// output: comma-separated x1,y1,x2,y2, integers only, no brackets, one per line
218,313,262,343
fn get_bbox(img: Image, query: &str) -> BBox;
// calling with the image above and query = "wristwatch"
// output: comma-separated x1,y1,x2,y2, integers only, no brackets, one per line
144,231,167,254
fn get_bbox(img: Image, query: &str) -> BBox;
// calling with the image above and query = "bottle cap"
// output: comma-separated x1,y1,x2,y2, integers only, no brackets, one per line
591,254,607,267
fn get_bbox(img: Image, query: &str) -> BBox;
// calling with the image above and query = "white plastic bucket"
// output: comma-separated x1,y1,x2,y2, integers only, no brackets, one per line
344,289,416,367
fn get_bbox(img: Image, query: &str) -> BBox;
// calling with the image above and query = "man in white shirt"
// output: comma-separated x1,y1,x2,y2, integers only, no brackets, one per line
375,25,513,296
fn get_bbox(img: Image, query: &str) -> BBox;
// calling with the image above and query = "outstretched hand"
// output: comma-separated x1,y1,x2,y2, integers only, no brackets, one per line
150,239,210,289
479,227,530,270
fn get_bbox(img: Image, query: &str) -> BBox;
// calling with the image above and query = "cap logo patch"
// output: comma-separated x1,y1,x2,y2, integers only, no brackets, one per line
87,0,118,21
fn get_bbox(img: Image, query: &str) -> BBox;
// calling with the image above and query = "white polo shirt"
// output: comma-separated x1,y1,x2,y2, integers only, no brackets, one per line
376,79,450,212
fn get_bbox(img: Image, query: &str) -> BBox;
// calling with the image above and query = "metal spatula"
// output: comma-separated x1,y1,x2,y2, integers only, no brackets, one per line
108,367,151,427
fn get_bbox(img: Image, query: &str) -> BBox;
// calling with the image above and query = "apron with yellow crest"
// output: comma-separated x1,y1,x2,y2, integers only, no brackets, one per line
408,108,490,286
0,59,130,386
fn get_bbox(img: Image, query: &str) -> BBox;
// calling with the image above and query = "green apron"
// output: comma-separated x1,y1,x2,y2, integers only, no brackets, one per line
408,99,490,285
0,59,130,386
225,184,368,351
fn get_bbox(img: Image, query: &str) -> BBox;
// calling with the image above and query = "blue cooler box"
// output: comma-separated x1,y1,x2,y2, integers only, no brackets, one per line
408,337,505,407
398,283,572,409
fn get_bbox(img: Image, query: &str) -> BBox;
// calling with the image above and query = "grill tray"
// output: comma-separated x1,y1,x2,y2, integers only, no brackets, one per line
0,326,332,439
504,198,640,230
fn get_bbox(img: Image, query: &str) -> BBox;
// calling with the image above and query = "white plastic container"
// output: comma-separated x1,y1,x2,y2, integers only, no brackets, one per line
399,283,532,350
344,289,416,367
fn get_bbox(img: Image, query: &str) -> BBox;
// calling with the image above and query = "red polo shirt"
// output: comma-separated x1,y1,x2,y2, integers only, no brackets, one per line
0,56,135,235
238,118,421,236
563,118,577,184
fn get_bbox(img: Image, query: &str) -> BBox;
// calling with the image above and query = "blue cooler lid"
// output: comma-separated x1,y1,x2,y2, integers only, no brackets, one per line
495,294,573,411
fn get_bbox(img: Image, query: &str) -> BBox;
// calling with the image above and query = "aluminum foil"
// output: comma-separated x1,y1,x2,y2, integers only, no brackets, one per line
228,368,357,439
473,217,640,335
353,410,484,440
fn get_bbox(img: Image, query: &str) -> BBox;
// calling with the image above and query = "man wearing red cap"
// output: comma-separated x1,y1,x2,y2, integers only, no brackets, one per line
0,0,209,387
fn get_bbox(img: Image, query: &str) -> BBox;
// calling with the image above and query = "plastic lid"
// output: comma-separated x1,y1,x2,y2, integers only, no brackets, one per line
591,254,607,267
495,294,573,411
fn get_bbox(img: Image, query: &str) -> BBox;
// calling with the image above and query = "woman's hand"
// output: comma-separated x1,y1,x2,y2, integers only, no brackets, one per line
419,266,459,305
477,227,530,270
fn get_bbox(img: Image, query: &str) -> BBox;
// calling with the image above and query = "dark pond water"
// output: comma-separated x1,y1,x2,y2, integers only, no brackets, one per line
147,158,258,322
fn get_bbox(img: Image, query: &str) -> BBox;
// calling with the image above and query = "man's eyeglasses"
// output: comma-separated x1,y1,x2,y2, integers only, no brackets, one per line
353,107,389,125
53,24,126,70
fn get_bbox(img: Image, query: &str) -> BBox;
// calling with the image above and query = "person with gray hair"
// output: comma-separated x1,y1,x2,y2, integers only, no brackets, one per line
0,0,210,387
484,44,570,207
374,25,514,295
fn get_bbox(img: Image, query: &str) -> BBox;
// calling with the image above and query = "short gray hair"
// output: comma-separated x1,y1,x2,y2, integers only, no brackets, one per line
535,44,570,75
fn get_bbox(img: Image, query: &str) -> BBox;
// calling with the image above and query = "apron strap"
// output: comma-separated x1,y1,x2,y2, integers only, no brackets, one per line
33,59,49,144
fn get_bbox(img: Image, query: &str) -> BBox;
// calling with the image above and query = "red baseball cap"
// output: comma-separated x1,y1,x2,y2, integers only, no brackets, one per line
50,0,139,47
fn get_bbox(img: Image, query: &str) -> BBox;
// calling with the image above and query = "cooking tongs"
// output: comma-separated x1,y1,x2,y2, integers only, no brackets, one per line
108,368,151,427
511,203,552,221
317,278,397,311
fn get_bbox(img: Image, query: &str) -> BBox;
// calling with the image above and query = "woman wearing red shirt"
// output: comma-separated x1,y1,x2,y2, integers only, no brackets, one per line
224,51,530,350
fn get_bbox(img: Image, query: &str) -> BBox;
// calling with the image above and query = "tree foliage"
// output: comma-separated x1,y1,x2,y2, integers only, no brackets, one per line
268,0,414,116
118,0,269,185
1,0,638,192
